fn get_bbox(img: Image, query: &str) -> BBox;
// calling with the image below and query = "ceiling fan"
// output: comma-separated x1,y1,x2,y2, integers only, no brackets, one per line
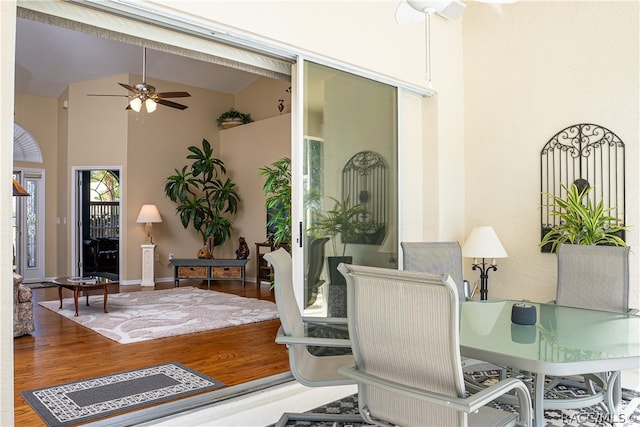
395,0,517,23
88,47,191,112
395,0,517,88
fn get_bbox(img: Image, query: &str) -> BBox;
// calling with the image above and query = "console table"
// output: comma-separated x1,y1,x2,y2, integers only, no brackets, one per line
170,258,248,288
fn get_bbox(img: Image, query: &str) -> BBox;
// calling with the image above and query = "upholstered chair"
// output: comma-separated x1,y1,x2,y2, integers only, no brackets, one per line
14,272,35,337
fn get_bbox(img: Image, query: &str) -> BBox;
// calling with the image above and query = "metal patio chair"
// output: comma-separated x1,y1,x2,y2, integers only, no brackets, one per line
338,264,532,426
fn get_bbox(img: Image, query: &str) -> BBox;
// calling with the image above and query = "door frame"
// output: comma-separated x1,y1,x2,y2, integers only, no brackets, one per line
12,168,46,282
70,166,123,277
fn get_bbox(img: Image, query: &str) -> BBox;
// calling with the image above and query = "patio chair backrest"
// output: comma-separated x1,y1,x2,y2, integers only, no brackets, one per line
402,241,466,302
557,244,630,313
339,263,466,425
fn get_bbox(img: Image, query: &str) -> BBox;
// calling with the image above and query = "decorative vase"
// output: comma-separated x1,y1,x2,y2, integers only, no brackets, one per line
197,247,212,259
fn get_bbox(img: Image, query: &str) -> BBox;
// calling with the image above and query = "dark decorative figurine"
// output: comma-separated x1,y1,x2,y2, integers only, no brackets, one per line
236,237,250,259
278,99,284,114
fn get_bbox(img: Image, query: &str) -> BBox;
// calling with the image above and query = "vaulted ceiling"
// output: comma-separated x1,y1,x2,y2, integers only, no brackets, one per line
15,17,262,99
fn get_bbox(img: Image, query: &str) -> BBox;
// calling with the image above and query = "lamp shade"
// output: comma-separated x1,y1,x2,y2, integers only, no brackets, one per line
136,204,162,223
378,226,397,254
461,226,508,259
129,97,143,112
145,98,157,113
12,179,30,197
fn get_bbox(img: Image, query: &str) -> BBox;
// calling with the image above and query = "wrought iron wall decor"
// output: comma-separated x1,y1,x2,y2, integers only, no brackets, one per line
540,123,625,252
342,151,387,245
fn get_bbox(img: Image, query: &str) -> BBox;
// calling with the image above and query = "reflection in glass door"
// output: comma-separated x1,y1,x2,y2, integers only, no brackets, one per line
302,61,398,317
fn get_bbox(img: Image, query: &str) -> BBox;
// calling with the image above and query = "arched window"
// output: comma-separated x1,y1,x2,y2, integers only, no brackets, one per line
14,123,43,163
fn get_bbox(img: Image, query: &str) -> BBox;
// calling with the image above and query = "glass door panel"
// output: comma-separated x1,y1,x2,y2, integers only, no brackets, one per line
302,61,398,317
13,170,45,282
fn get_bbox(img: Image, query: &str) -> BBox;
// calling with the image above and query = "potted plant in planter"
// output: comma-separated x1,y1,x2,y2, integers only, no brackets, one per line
258,157,291,248
216,108,253,129
310,196,367,316
539,182,628,252
164,138,240,258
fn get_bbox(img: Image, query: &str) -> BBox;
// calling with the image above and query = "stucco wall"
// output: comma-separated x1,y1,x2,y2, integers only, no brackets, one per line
463,1,639,306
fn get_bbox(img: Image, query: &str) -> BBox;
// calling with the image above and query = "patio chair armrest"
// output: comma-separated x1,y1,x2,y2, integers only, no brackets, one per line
276,328,352,348
338,367,532,426
302,316,347,325
468,377,532,422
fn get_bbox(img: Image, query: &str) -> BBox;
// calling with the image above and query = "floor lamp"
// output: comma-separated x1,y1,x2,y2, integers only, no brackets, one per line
136,204,162,286
461,226,508,300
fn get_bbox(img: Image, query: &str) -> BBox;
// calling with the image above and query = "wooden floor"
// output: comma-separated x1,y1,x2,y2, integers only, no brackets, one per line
13,280,290,426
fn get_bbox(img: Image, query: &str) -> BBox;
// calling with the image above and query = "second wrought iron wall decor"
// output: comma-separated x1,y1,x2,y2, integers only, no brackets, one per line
540,123,626,252
342,151,387,245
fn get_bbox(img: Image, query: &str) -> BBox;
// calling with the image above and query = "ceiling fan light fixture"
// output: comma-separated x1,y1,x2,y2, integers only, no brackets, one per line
145,98,157,113
129,97,143,112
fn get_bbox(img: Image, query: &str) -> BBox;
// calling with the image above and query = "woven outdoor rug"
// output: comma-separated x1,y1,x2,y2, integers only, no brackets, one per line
282,371,640,426
21,362,224,427
38,286,279,344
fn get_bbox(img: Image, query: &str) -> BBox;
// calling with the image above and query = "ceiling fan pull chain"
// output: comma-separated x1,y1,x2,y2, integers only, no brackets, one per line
425,9,434,89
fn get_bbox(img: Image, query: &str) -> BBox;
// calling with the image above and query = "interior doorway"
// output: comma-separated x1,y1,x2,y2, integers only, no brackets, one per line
75,168,121,279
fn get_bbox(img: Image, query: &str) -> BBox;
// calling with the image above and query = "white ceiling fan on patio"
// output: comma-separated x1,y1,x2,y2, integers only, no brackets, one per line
395,0,517,88
395,0,517,23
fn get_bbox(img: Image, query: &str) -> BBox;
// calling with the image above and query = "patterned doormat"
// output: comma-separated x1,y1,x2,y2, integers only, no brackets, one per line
21,362,224,426
283,371,640,426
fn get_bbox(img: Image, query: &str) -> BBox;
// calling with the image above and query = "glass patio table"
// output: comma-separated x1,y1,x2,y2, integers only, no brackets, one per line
460,300,640,427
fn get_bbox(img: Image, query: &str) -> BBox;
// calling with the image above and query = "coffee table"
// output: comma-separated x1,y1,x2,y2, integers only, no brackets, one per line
53,276,113,317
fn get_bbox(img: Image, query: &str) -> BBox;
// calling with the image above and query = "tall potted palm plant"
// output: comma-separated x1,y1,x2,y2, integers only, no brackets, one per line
164,138,240,258
258,157,291,248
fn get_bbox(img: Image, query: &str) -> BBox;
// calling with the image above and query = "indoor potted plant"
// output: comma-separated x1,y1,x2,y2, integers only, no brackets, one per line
310,196,366,316
258,157,291,248
216,108,253,129
539,182,628,252
164,138,240,258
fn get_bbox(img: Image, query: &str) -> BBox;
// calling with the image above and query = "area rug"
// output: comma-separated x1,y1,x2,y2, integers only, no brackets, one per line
24,281,57,289
38,286,279,344
281,371,640,426
21,362,224,427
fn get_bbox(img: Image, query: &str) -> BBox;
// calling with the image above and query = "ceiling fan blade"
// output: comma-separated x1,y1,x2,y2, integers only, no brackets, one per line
154,91,191,99
156,98,189,110
118,83,139,94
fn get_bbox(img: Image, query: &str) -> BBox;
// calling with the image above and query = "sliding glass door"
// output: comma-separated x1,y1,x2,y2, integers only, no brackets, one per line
301,61,398,317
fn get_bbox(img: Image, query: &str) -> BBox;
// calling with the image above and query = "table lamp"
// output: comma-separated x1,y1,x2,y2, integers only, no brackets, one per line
13,179,30,197
378,225,397,266
136,204,162,244
461,226,508,300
